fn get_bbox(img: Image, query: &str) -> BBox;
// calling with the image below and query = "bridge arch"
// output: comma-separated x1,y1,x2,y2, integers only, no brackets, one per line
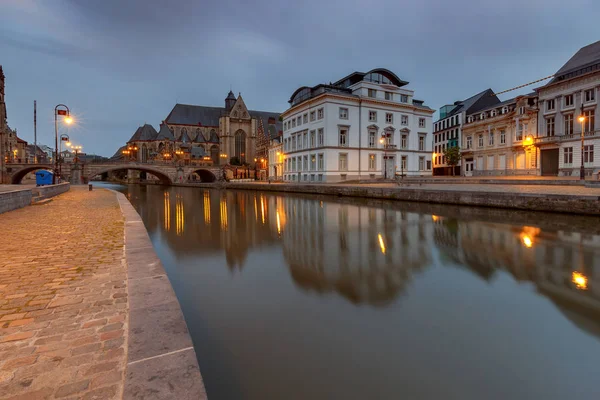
187,169,217,183
10,166,54,184
90,166,172,184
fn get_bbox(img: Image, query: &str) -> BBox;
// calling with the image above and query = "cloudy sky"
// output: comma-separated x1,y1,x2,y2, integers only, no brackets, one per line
1,0,598,156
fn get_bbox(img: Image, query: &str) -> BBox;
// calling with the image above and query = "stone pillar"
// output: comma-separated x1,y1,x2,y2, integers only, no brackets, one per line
70,163,81,185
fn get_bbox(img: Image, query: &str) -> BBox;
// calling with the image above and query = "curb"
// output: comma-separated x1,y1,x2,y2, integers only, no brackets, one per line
113,191,207,399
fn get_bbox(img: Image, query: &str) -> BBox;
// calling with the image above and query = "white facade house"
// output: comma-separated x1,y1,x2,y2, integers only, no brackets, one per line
281,69,434,183
268,137,283,180
535,40,600,177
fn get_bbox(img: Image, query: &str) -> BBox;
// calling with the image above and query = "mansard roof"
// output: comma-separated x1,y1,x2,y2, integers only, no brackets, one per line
550,40,600,84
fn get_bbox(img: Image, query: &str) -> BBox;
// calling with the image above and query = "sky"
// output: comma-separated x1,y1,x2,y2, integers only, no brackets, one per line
1,0,599,157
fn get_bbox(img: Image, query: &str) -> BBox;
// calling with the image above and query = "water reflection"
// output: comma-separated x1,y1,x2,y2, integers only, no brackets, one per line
112,183,600,399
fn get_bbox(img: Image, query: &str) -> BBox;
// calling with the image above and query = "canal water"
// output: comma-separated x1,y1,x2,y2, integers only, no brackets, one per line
101,183,600,400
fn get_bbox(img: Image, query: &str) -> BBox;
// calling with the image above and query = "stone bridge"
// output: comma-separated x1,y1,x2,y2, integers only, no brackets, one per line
3,162,223,184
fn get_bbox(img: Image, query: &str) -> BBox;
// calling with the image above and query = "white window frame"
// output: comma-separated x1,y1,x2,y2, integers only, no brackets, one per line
546,99,555,111
310,111,316,121
317,108,324,119
318,128,324,146
419,118,426,128
339,127,348,147
339,153,348,171
368,153,376,170
368,131,376,148
318,153,324,170
584,144,594,164
339,107,348,120
368,89,376,98
466,136,472,149
564,114,574,135
401,115,408,125
585,89,595,103
500,130,506,144
565,94,574,107
369,110,377,122
419,135,425,151
489,132,494,146
400,94,408,103
401,134,407,149
386,113,393,124
564,147,573,165
546,117,555,136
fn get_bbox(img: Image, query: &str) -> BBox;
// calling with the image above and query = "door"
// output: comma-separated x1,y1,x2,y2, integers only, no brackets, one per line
384,155,395,179
541,149,559,176
516,153,526,170
464,158,474,176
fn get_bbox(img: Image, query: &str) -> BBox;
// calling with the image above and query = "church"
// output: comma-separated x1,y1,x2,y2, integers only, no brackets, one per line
122,91,281,167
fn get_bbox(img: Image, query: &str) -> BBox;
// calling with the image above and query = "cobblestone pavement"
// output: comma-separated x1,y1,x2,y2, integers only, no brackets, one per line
0,188,127,400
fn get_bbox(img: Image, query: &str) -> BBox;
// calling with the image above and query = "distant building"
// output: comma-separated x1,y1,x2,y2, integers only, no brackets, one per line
281,68,434,183
535,40,600,176
26,145,49,164
461,93,539,176
433,89,499,176
122,91,281,169
268,135,283,180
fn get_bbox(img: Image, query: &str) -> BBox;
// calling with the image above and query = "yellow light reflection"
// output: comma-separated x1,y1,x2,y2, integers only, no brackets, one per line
254,196,258,222
572,271,588,290
519,226,540,248
260,196,265,224
175,194,184,236
378,234,386,254
163,192,171,231
203,191,210,225
432,215,440,222
276,210,281,235
220,197,228,231
522,235,533,248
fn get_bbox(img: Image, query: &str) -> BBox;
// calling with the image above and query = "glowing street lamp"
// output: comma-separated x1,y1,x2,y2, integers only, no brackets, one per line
54,104,73,184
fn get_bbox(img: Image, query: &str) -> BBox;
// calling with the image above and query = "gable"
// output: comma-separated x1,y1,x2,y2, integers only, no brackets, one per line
229,96,251,119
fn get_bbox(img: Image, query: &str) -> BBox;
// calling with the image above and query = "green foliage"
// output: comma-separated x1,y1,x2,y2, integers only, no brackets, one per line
443,146,461,167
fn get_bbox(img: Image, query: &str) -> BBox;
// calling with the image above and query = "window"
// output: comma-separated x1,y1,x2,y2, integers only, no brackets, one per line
368,154,376,170
563,147,573,164
368,89,376,98
311,154,316,171
442,132,445,141
466,136,472,149
401,156,407,171
386,113,393,124
546,117,555,136
318,174,323,182
317,108,324,119
283,122,287,131
369,131,376,148
419,118,426,128
303,155,308,171
385,92,392,101
292,135,296,150
489,132,494,146
584,109,595,133
310,111,316,121
564,114,574,135
369,110,377,122
339,153,348,171
339,107,348,119
565,94,574,107
517,123,526,141
318,154,324,170
339,128,348,147
585,89,595,102
297,134,302,150
427,160,431,170
318,128,324,146
419,135,425,151
546,99,555,111
303,132,308,149
478,134,484,147
401,115,408,125
401,135,407,149
310,130,316,147
292,158,296,171
400,94,408,103
298,116,302,126
303,113,308,124
584,145,594,163
500,129,506,144
292,119,296,128
419,157,424,171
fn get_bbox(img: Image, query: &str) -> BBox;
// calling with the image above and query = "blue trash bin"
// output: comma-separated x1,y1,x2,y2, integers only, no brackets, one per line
35,170,53,186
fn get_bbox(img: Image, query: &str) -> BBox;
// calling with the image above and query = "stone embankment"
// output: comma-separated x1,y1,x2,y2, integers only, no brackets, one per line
0,183,70,214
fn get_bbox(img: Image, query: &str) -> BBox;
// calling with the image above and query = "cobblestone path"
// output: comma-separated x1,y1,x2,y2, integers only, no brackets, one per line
0,188,127,400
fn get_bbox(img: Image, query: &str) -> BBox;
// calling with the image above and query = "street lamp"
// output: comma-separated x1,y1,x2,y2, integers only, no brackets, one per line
579,106,586,180
380,135,388,179
54,104,72,184
71,145,82,164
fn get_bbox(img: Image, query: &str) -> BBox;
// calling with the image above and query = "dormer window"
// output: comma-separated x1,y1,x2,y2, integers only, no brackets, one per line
502,106,508,114
491,110,497,117
468,116,474,123
480,113,485,120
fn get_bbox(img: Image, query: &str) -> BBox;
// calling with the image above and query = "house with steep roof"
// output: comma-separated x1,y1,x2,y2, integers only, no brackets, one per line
535,40,600,177
432,89,500,175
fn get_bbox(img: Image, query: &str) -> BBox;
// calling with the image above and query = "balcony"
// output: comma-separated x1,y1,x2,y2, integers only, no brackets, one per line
384,144,397,150
535,135,560,145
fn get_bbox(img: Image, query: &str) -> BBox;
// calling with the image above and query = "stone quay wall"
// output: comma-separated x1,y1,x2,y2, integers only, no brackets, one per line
0,189,32,214
32,183,70,200
182,182,600,216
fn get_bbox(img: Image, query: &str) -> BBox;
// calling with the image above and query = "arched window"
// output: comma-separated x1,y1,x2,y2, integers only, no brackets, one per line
234,130,246,163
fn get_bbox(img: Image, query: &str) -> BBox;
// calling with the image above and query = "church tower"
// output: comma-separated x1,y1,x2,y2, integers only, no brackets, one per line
225,90,236,111
0,66,6,128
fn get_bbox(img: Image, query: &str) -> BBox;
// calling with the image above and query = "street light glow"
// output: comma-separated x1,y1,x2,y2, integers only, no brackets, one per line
572,271,588,290
64,116,73,125
578,115,585,123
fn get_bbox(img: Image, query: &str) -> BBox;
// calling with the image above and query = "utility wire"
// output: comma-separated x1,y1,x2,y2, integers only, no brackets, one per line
494,75,554,96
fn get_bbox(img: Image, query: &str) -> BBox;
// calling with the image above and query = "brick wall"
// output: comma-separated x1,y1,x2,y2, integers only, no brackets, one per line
0,189,32,214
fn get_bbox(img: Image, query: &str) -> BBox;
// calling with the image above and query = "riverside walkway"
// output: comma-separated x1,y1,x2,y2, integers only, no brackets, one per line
0,188,205,400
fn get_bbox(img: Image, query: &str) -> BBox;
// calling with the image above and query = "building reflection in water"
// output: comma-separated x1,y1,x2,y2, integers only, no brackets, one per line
127,185,600,335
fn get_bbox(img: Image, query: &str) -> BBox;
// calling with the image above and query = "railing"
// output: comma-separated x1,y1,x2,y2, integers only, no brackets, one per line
535,129,600,144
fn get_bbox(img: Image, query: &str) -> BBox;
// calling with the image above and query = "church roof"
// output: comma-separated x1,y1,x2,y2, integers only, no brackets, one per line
156,123,175,141
165,103,281,133
111,145,127,160
250,110,283,140
226,90,236,101
128,124,158,142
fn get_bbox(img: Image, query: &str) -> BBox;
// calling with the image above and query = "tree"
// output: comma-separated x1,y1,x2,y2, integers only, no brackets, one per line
230,156,241,166
443,146,461,176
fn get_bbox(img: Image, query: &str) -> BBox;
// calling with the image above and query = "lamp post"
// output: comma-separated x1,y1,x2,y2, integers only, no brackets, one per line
59,134,70,177
579,105,586,180
380,136,387,179
54,105,72,184
71,145,82,164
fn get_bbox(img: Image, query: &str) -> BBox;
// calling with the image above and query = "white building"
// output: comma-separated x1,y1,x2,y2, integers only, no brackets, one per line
281,68,434,183
268,136,283,180
432,89,499,176
535,40,600,176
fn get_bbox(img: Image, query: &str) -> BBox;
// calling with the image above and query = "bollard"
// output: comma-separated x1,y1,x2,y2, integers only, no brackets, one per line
89,184,93,191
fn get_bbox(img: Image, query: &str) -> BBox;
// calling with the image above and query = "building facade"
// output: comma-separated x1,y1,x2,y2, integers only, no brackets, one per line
281,68,434,183
461,93,539,176
268,136,283,180
432,89,499,175
122,91,281,170
535,40,600,176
